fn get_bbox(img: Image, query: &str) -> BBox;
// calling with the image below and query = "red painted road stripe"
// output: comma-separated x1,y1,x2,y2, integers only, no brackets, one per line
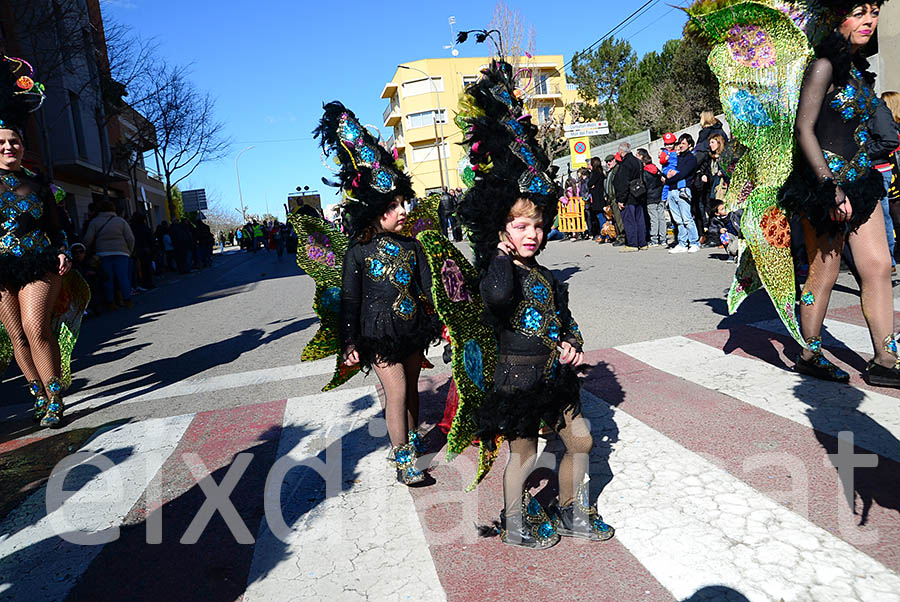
65,400,287,602
410,377,675,602
581,344,900,572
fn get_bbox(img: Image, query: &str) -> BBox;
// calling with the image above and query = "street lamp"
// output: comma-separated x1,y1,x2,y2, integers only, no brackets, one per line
397,64,450,190
235,145,255,222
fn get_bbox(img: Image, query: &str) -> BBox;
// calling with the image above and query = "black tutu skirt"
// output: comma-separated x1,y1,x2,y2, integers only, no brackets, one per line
778,167,885,239
0,248,59,289
476,354,582,450
353,309,442,368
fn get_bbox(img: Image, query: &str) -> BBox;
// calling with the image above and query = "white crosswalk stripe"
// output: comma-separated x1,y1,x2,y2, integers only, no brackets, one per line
0,414,194,601
617,336,900,463
582,391,900,602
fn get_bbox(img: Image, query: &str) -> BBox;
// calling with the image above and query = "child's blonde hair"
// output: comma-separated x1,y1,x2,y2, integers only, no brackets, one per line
508,197,542,220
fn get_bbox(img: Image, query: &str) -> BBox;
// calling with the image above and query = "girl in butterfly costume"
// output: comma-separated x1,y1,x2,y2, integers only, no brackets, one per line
686,0,899,386
0,56,88,428
309,102,442,485
434,49,614,549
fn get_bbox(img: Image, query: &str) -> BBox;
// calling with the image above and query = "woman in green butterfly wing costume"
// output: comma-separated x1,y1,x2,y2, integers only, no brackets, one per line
689,1,899,385
686,0,831,345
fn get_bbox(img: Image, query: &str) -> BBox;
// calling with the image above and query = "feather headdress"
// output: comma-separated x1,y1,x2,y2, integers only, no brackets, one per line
314,102,414,240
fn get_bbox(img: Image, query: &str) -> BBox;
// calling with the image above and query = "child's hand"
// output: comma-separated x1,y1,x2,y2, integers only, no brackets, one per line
497,239,515,256
342,346,360,366
559,342,583,366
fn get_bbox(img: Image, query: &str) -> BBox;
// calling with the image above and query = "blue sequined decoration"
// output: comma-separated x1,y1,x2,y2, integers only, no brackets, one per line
397,298,415,316
321,286,341,314
373,169,394,192
383,241,400,256
369,258,385,278
800,291,815,306
359,145,377,164
537,522,556,539
463,339,485,391
548,320,560,341
531,283,549,304
394,268,411,285
521,307,542,331
729,90,773,126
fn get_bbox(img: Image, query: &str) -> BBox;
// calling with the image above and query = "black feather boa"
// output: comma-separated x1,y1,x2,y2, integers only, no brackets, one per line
476,362,582,450
813,30,877,88
778,167,885,238
352,317,442,369
0,248,59,289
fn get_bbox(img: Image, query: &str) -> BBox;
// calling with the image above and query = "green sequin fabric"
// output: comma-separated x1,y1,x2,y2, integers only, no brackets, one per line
0,270,90,390
287,212,360,391
687,0,831,347
416,230,499,490
400,194,441,239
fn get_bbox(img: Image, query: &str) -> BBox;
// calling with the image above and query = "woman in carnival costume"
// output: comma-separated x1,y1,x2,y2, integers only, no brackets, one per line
0,56,74,428
686,1,898,385
315,102,441,485
452,37,614,548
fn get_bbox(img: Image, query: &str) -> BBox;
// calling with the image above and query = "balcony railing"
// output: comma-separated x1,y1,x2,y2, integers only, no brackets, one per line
532,82,562,97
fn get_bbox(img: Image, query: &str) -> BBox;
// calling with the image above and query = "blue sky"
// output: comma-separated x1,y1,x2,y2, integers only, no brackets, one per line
100,0,691,218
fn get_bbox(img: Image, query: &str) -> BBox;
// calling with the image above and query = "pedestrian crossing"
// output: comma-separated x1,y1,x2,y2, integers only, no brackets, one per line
1,310,899,601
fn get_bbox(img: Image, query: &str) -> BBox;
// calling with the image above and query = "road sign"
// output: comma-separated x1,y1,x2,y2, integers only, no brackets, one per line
182,189,207,212
563,120,608,132
569,136,591,169
565,127,608,138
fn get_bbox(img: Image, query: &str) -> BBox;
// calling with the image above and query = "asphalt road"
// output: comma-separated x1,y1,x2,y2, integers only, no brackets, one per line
0,237,887,438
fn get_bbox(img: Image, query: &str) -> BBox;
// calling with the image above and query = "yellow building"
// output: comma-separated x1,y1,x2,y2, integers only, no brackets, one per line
381,55,583,196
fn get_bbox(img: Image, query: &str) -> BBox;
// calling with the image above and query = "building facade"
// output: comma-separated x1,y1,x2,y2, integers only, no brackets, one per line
0,0,166,234
381,55,582,196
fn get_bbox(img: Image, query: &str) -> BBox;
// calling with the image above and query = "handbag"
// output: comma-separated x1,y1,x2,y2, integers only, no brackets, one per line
629,176,647,198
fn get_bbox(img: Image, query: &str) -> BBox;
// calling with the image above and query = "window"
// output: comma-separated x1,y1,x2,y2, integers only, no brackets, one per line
536,106,553,124
411,142,449,164
567,82,578,91
462,75,478,86
401,76,445,97
69,92,87,158
535,74,549,95
407,109,447,129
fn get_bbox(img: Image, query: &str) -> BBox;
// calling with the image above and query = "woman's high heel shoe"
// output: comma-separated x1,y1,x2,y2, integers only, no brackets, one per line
39,377,64,428
865,334,900,388
28,380,48,422
794,337,849,383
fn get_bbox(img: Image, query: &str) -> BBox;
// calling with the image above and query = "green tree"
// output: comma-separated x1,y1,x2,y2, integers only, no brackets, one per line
569,38,637,123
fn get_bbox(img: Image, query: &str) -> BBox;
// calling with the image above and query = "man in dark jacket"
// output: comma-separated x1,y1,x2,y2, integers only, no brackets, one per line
588,157,606,240
613,142,647,250
867,99,900,268
665,133,700,253
604,154,626,245
439,187,460,242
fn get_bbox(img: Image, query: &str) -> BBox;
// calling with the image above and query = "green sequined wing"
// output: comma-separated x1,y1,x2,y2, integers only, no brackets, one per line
287,212,360,391
688,0,813,346
50,271,90,389
416,230,500,490
400,194,441,238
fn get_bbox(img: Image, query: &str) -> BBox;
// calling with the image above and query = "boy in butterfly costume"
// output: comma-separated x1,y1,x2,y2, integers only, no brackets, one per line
418,36,614,548
687,0,899,385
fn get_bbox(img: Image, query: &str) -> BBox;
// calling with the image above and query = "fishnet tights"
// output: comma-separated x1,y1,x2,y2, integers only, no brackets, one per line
0,273,62,395
503,410,593,516
800,209,894,365
373,351,423,448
